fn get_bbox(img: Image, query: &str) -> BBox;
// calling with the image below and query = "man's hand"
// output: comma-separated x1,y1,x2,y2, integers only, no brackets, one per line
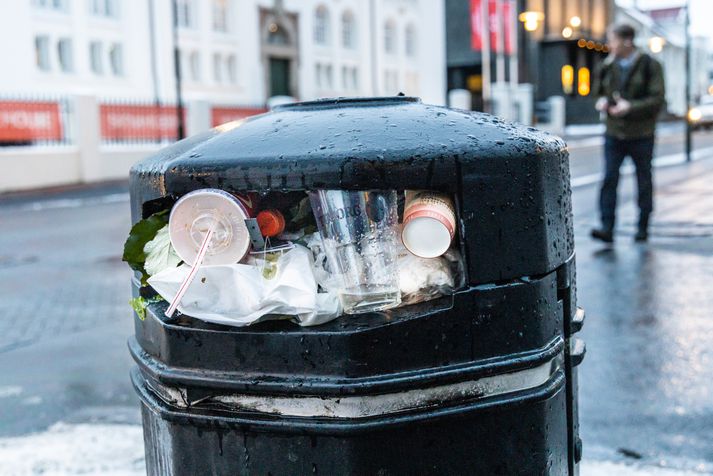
608,93,631,117
595,97,609,112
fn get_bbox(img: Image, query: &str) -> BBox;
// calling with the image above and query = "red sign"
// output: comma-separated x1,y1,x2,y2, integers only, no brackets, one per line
211,106,267,127
100,104,183,140
470,0,514,55
0,101,63,142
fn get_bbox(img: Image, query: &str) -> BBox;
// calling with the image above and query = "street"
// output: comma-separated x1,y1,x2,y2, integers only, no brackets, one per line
1,127,713,475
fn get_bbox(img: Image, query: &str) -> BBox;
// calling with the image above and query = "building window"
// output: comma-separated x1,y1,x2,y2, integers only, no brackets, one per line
90,41,103,74
405,71,420,95
189,51,201,81
226,55,237,83
213,0,229,32
33,0,68,11
384,20,396,54
341,65,348,90
341,11,355,49
35,35,51,71
268,23,289,45
383,70,399,93
109,43,123,76
405,24,416,57
315,64,323,88
340,66,358,91
57,37,73,72
177,0,195,29
325,64,333,89
213,53,222,82
90,0,118,18
314,5,330,45
342,66,349,91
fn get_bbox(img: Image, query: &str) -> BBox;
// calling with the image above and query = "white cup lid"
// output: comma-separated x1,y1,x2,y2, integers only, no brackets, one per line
169,189,251,266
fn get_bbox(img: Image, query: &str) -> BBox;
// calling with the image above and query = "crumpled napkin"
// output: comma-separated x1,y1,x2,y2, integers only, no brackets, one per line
148,244,341,327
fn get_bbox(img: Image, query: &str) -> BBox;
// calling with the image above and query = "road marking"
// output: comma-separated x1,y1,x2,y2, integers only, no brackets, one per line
0,386,22,398
2,192,129,213
568,137,604,149
571,146,713,189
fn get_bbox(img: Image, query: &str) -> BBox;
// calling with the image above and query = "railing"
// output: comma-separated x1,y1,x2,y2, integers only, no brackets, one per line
99,100,182,145
211,105,268,127
0,96,269,147
0,96,72,146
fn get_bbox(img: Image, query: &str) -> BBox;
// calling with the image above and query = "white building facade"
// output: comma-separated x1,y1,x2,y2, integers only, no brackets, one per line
0,0,447,106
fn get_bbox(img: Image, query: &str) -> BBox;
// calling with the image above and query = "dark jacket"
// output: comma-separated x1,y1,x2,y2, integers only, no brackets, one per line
593,51,666,139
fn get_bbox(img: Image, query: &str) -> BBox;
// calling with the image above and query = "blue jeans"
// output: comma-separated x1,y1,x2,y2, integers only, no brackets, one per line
599,135,655,231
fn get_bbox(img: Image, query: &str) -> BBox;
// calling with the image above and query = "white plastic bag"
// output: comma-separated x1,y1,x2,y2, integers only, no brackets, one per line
397,244,459,305
148,245,341,327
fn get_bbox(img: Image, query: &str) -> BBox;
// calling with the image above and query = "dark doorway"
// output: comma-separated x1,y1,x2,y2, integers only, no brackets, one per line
269,58,290,96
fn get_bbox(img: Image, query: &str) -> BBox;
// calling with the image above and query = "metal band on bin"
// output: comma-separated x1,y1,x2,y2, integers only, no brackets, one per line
141,356,560,419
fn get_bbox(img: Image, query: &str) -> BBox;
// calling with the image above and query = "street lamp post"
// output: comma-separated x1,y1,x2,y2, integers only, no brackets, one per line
518,10,544,115
171,0,186,140
685,0,692,162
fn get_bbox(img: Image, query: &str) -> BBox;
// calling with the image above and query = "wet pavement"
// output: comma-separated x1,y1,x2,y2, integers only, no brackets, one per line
573,156,713,473
1,131,713,474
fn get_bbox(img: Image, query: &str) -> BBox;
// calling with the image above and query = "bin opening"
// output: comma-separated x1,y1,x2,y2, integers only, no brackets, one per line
126,189,467,328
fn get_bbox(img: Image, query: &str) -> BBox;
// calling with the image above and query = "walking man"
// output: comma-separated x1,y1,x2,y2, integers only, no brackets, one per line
591,23,666,243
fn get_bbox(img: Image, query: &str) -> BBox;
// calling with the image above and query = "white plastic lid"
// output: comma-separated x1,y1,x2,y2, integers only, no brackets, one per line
402,217,452,258
168,189,251,266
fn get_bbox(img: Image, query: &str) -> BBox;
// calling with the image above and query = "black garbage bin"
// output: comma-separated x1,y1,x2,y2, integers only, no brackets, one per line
128,96,585,475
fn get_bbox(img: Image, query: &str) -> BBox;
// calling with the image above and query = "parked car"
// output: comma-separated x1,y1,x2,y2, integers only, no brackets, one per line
688,95,713,130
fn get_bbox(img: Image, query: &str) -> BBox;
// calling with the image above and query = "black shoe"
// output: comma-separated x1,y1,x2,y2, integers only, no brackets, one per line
591,228,614,243
634,230,648,242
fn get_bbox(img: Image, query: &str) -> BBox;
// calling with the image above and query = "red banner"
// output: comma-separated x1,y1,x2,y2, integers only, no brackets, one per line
100,104,183,140
211,106,267,127
0,101,63,142
470,0,514,55
470,0,485,51
503,0,514,55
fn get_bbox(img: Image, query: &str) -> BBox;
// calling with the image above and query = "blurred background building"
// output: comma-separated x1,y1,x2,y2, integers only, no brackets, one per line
1,0,711,193
447,0,615,125
0,0,445,192
0,0,445,105
446,0,711,128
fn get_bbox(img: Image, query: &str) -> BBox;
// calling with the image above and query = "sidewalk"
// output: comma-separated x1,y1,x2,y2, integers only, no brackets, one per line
565,120,685,148
572,156,713,474
0,423,706,476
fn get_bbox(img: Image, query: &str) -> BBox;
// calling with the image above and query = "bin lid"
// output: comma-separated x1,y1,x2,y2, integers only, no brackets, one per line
130,96,565,197
130,96,573,284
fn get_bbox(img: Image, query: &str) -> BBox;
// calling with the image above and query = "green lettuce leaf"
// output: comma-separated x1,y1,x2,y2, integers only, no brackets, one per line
129,295,164,321
123,210,169,284
143,225,182,277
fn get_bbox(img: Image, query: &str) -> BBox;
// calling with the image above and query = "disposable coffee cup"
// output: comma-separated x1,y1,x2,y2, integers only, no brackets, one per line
169,189,252,266
402,191,456,258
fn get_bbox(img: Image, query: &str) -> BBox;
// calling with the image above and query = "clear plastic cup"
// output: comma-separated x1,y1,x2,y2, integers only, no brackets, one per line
309,190,401,314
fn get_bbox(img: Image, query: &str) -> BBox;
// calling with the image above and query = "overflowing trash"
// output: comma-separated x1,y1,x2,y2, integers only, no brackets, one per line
123,189,465,327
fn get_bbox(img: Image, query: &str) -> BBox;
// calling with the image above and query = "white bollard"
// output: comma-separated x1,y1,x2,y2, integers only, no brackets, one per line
447,89,472,111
